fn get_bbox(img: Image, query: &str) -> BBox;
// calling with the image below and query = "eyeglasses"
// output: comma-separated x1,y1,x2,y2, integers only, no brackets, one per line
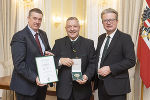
102,19,117,23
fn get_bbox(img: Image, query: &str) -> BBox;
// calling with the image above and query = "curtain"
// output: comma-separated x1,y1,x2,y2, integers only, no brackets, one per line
120,0,143,100
0,0,17,100
85,0,99,47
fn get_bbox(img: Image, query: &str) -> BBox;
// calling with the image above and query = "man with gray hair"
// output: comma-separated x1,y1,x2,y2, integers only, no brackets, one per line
94,8,136,100
52,17,96,100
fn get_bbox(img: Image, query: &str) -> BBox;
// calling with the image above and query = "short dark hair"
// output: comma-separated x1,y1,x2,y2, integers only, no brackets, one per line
66,17,79,24
101,8,118,20
28,8,43,16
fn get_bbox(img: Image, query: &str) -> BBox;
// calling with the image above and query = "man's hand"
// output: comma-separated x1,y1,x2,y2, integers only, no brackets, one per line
45,51,54,56
98,66,111,77
60,58,73,67
36,77,47,86
76,75,88,84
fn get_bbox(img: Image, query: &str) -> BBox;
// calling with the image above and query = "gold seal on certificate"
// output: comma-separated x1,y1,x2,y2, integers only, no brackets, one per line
35,56,58,84
72,59,83,80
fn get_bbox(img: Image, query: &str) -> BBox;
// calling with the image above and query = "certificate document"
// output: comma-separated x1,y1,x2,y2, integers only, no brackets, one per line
35,56,58,84
72,58,83,80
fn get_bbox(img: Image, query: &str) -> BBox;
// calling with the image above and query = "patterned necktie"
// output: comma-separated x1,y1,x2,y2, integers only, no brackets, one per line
35,33,43,56
101,36,110,62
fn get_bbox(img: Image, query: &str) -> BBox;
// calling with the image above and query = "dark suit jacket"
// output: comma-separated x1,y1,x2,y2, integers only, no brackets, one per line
10,26,51,96
52,36,96,99
94,29,136,95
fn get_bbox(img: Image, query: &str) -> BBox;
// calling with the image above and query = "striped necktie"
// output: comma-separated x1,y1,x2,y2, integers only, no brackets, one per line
101,36,110,63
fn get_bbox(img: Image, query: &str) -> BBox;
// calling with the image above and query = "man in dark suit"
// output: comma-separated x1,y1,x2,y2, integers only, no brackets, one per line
94,8,136,100
52,17,95,100
10,8,53,100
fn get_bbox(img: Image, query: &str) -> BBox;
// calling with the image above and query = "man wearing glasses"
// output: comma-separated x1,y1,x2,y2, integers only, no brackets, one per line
94,8,136,100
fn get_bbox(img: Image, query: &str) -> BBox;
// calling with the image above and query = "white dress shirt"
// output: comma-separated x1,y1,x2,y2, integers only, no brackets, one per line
98,29,117,69
28,25,45,55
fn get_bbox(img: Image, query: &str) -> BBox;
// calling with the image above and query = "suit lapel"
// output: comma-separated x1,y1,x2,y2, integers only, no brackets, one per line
25,26,41,54
64,36,73,58
96,34,106,58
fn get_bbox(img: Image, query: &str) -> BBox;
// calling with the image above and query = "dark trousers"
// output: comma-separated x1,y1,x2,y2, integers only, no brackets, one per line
57,97,90,100
16,86,47,100
57,91,90,100
98,80,126,100
57,97,73,100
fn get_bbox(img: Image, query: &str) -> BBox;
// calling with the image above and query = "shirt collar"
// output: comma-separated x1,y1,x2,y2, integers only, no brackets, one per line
106,28,117,39
70,36,79,42
28,25,39,36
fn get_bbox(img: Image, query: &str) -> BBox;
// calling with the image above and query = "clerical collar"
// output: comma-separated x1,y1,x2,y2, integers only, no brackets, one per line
70,36,79,42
